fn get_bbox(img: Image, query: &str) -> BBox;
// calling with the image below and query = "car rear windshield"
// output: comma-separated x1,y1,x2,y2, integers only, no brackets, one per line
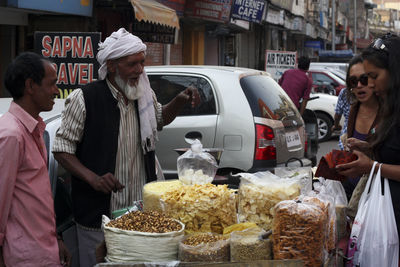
240,74,300,121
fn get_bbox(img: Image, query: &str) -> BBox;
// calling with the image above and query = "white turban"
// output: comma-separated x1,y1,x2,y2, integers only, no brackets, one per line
97,28,147,80
97,28,158,153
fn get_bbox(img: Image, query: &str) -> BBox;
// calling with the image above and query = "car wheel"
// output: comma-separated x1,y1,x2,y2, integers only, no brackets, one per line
316,113,332,142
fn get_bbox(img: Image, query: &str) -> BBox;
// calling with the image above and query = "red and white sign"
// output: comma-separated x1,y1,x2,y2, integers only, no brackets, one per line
34,32,101,99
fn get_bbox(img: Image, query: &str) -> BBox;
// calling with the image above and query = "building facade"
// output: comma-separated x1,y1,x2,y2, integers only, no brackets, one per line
0,0,378,97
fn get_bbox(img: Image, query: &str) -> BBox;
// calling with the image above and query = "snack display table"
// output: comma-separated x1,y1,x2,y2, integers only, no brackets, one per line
95,259,303,267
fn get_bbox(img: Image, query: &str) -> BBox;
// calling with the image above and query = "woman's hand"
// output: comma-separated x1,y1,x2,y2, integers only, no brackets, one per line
336,150,374,177
346,137,370,153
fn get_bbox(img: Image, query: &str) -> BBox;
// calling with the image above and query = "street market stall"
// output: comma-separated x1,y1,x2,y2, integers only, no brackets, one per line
96,143,348,267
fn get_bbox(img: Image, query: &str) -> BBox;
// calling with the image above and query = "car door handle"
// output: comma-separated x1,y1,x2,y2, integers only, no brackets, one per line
185,131,202,143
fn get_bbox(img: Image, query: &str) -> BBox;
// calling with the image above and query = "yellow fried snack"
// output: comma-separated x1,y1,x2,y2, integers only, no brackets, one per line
223,222,258,235
161,184,237,234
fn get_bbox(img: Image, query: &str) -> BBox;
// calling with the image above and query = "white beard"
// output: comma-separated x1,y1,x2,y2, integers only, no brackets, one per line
114,71,145,100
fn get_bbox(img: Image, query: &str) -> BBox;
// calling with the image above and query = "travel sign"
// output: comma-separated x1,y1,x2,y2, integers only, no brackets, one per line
34,32,101,99
231,0,266,24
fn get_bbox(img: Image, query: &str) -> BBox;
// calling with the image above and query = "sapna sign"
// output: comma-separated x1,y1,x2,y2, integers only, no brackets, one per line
34,32,101,99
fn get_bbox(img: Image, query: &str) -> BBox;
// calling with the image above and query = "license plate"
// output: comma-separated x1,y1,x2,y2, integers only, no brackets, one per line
286,130,301,148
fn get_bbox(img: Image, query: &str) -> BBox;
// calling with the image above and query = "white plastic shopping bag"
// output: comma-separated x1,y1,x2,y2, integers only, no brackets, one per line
347,162,399,267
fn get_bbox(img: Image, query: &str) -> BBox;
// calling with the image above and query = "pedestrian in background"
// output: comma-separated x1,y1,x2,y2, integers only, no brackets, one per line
279,56,313,115
52,28,199,266
0,52,70,267
332,85,351,150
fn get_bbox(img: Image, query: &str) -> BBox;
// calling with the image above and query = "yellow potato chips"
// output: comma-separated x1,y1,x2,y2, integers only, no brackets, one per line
161,183,237,234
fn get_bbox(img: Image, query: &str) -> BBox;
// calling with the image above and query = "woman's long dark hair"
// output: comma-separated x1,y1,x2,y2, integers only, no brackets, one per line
361,34,400,156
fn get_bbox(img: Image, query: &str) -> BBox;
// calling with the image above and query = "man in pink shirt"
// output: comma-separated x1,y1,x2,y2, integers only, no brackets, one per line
0,52,70,266
278,56,313,115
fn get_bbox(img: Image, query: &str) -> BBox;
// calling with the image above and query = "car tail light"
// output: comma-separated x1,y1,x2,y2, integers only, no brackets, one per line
255,124,276,160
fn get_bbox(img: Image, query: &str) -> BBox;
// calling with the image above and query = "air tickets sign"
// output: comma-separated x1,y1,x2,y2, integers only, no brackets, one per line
34,32,101,99
265,50,297,81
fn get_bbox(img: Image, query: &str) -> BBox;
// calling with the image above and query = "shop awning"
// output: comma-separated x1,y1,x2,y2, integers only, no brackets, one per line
130,0,180,30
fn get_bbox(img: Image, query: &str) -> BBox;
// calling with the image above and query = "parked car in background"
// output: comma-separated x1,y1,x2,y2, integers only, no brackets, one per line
309,67,346,96
306,92,343,142
146,65,314,179
315,67,346,81
310,62,348,73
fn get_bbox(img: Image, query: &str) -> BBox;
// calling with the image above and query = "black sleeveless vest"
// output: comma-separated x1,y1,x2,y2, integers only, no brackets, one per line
72,80,156,228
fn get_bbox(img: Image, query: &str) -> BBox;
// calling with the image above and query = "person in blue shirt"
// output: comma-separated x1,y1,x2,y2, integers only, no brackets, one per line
332,87,351,149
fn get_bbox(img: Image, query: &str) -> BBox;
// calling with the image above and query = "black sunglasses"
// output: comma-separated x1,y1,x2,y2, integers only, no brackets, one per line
347,74,369,89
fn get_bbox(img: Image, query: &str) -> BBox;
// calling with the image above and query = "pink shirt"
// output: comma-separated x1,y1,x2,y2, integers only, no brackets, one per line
0,102,61,267
278,68,313,109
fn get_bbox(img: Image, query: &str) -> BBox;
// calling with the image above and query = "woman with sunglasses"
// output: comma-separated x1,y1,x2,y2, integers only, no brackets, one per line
340,55,380,201
336,33,400,245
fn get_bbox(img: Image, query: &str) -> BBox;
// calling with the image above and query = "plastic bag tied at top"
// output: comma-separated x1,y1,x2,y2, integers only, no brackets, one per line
177,139,218,185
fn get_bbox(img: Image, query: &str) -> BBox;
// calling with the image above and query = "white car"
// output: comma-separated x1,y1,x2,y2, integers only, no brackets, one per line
310,62,349,73
146,65,315,180
307,92,344,142
311,66,346,81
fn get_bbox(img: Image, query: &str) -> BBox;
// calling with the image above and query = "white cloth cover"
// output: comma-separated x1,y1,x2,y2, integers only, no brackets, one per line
97,28,157,152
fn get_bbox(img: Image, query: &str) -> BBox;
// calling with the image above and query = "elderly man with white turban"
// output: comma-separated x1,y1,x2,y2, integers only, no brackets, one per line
52,28,199,266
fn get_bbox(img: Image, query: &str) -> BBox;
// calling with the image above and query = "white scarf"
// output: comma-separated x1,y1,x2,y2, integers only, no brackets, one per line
97,28,157,152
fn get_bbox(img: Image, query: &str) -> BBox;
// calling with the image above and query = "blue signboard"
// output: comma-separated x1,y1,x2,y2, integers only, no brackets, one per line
304,40,323,49
231,0,266,24
7,0,93,17
319,49,354,58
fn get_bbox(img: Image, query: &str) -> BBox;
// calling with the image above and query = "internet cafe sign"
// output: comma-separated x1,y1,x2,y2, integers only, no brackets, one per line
231,0,266,24
265,50,297,81
34,32,101,99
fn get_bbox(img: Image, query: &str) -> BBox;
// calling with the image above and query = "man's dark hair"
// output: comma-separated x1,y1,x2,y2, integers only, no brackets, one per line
298,56,310,71
4,52,48,100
